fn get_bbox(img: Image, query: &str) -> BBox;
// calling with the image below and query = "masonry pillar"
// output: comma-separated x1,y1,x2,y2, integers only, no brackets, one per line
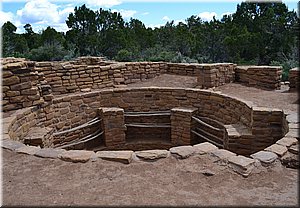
99,107,126,147
171,107,198,145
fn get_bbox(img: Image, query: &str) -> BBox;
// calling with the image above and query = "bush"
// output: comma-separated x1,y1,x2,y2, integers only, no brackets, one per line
270,60,299,81
28,43,71,61
115,49,133,62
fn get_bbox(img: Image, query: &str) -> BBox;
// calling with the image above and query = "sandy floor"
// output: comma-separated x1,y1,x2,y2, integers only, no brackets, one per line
1,74,299,206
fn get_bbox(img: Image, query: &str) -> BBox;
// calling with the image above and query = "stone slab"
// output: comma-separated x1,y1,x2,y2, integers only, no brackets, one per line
16,146,41,155
228,155,256,177
288,144,299,154
265,144,288,157
135,150,169,160
281,152,299,169
250,151,278,165
170,146,194,159
193,142,218,155
210,149,236,161
285,129,299,138
59,150,95,163
276,137,298,147
1,140,26,151
286,113,299,123
34,148,66,159
96,150,133,164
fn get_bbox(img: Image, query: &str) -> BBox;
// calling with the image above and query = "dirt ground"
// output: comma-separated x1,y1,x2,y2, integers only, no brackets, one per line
1,74,299,207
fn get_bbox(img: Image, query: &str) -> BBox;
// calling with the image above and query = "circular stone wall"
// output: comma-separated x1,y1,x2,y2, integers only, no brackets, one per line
5,87,288,155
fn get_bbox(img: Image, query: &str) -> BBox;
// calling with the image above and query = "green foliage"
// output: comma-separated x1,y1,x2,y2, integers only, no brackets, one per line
1,2,299,68
270,60,299,81
28,43,71,61
115,49,133,61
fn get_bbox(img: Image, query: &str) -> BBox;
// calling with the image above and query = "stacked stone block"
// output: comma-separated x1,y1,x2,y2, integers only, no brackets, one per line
99,107,126,147
288,67,299,89
171,107,198,145
2,58,53,112
235,66,282,89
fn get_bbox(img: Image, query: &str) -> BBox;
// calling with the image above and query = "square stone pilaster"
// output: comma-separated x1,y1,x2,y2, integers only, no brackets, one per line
99,107,126,147
171,107,198,145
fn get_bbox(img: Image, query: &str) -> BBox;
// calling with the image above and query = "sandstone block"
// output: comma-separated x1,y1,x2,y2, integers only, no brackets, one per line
280,152,299,169
250,151,278,165
96,150,133,164
265,144,288,157
193,142,218,154
210,149,236,161
16,146,41,155
170,146,194,159
228,155,256,177
1,140,26,151
3,76,20,85
276,137,298,147
59,150,95,163
35,148,66,159
135,150,169,160
288,144,299,154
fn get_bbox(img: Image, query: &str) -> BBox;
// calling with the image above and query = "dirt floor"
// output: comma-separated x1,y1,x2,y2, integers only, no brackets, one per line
1,74,299,207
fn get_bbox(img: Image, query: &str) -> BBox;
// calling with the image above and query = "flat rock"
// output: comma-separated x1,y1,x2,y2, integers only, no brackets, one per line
265,144,288,157
135,149,169,160
170,146,194,159
16,146,41,155
1,140,26,151
281,152,299,169
59,150,95,163
193,142,218,155
286,113,299,123
276,137,298,147
288,144,299,154
210,149,236,161
96,151,133,164
228,155,255,177
250,151,278,165
34,148,66,159
285,129,299,138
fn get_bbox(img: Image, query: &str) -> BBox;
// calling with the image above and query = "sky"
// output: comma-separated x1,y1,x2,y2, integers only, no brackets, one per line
0,0,298,33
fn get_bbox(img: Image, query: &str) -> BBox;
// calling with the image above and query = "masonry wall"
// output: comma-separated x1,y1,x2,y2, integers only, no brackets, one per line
4,87,288,155
289,67,299,89
1,58,52,111
235,66,282,89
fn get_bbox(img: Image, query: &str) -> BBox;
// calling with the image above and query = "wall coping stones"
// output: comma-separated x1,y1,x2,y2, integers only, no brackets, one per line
170,146,194,159
1,140,26,151
276,137,298,147
134,149,169,161
193,142,218,155
58,150,95,163
15,145,41,155
34,148,66,159
227,155,256,177
265,144,288,157
96,150,133,164
210,149,236,161
250,151,278,165
288,144,299,155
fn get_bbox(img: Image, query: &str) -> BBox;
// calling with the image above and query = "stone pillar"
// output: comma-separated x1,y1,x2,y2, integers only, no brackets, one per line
99,107,126,147
171,107,198,145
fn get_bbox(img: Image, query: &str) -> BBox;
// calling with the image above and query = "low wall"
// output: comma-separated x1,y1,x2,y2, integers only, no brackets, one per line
289,67,299,89
1,58,52,111
235,66,282,89
4,87,288,155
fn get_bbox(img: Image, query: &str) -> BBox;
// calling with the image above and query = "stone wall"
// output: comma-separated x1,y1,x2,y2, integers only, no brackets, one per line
289,67,299,89
235,66,282,89
1,58,53,111
4,87,288,155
